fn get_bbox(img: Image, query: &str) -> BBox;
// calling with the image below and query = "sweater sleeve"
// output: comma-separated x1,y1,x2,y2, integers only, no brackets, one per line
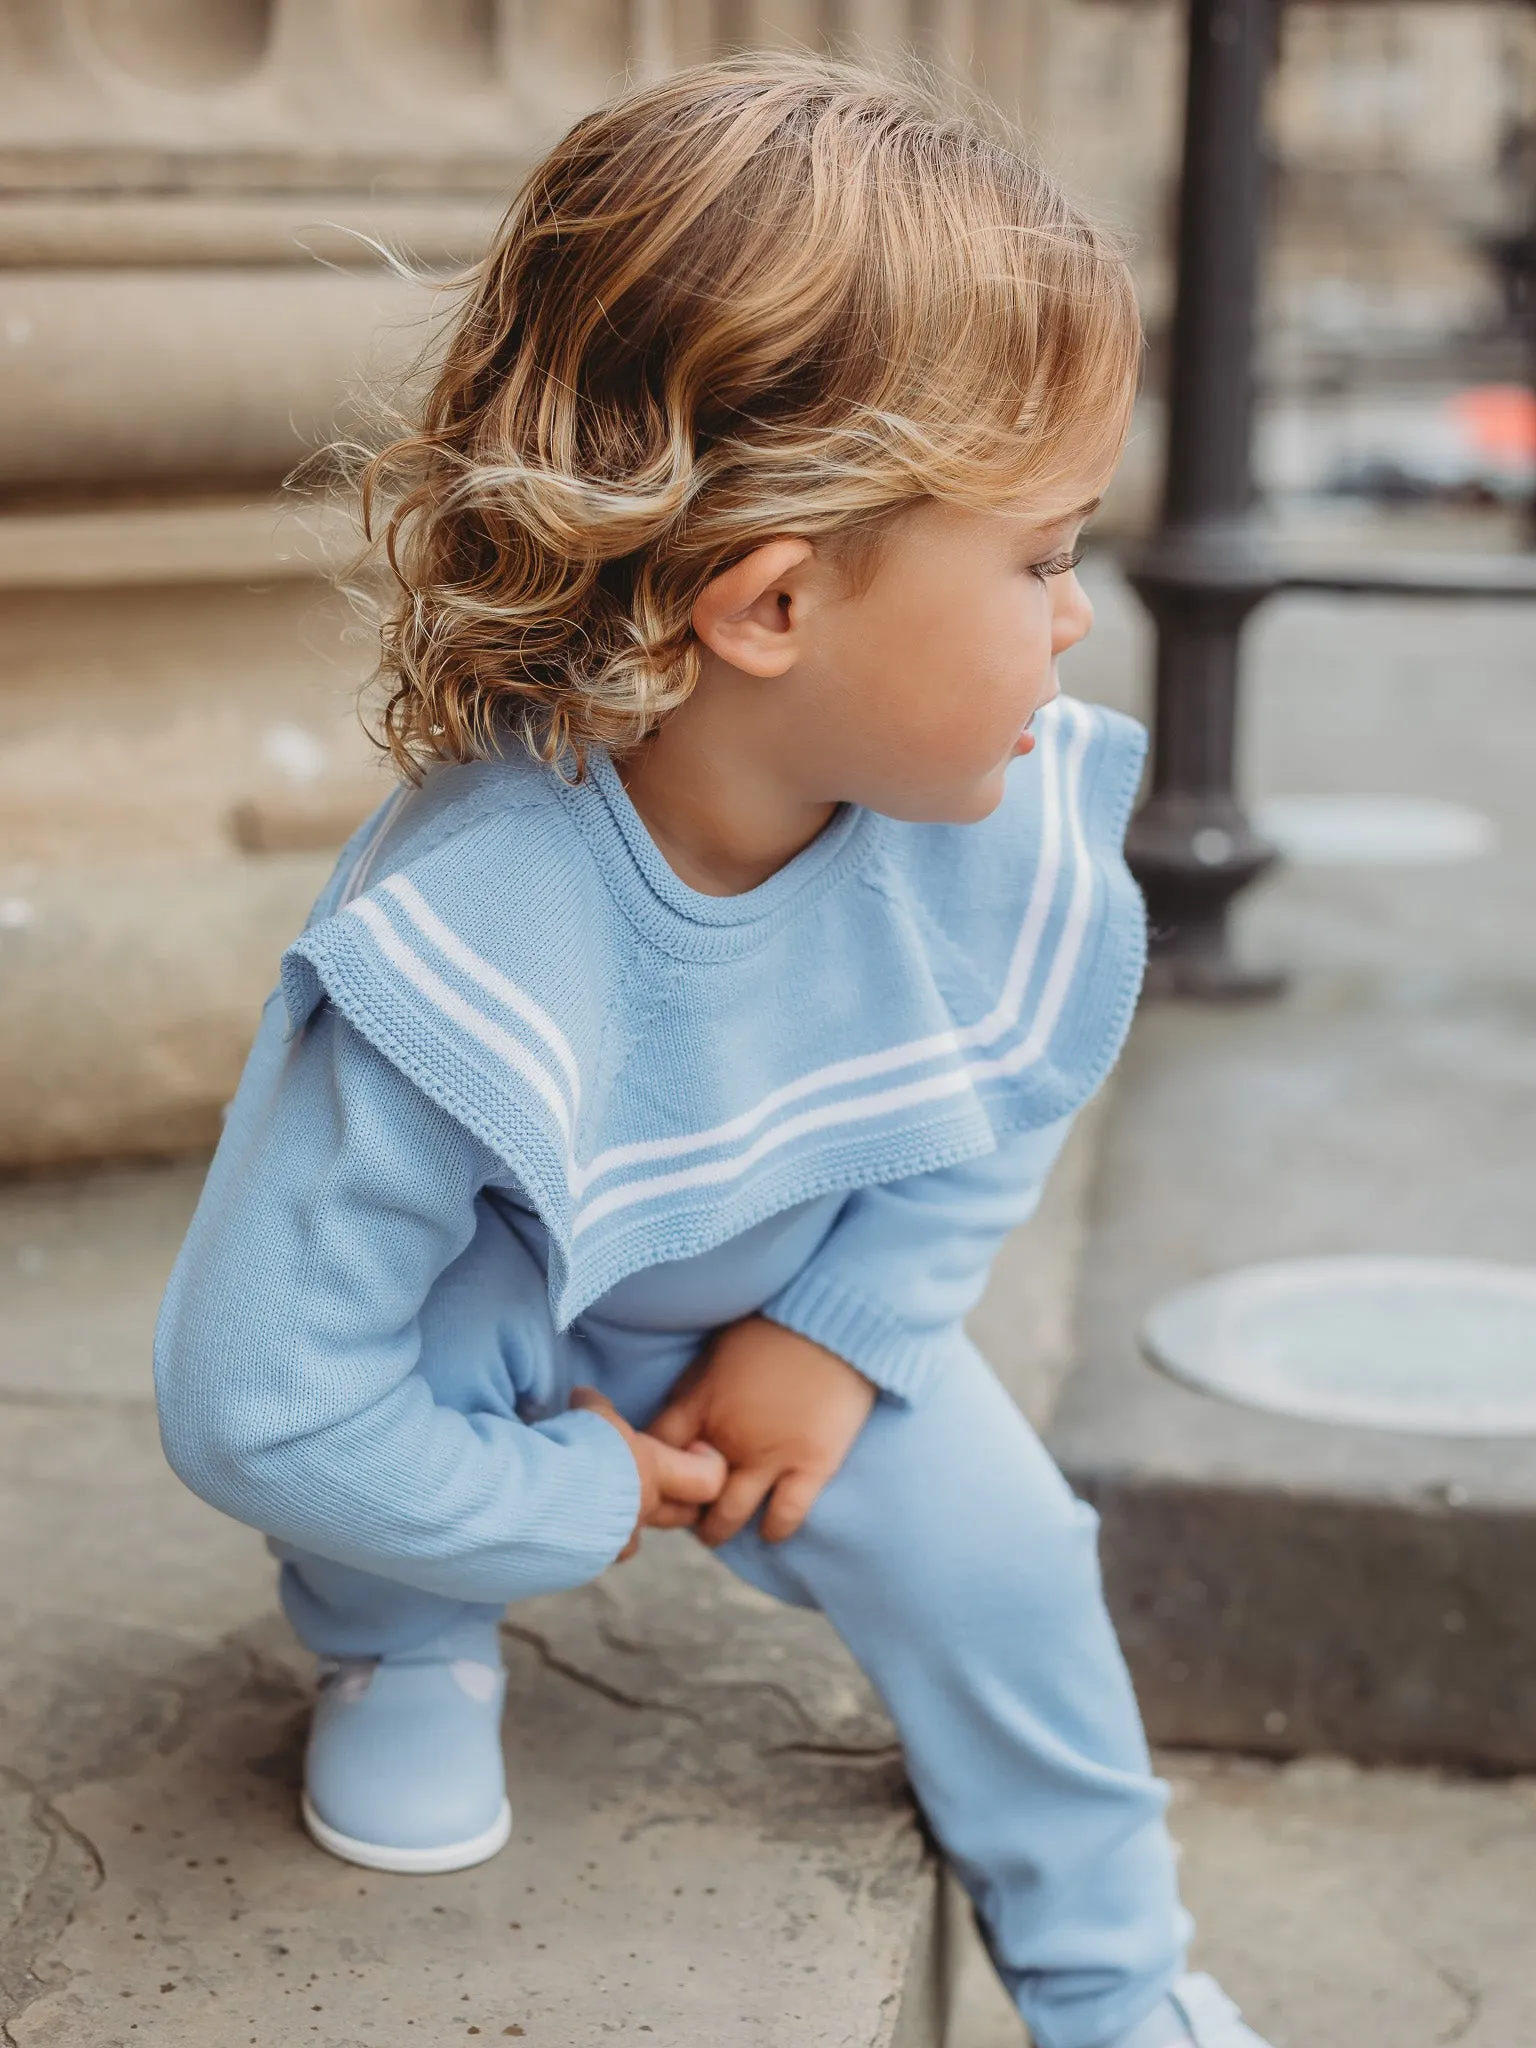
154,994,640,1605
760,1116,1076,1405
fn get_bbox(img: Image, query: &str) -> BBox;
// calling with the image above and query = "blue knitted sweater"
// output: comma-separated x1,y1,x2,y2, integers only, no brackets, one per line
155,694,1146,1600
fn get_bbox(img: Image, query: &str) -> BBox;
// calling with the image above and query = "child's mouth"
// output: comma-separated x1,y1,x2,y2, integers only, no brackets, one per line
1013,705,1044,757
1013,674,1062,756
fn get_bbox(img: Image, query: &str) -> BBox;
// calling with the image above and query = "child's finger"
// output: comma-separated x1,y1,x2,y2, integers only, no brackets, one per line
759,1467,825,1545
646,1498,704,1530
647,1374,709,1450
651,1437,727,1504
570,1384,618,1421
698,1462,775,1547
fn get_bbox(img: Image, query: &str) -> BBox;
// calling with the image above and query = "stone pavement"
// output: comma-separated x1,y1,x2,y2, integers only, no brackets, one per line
0,1165,932,2048
2,1139,1104,2048
6,1142,1536,2046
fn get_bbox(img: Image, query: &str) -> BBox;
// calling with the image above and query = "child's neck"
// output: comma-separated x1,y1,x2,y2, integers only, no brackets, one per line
616,673,836,898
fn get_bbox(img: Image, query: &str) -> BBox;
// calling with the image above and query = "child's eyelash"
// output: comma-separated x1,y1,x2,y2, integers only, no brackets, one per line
1029,546,1085,582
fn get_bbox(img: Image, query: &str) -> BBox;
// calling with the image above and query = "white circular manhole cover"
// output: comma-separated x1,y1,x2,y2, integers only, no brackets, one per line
1142,1257,1536,1435
1252,794,1495,866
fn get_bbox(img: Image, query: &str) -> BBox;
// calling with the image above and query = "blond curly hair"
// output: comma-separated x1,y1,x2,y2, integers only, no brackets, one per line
361,52,1141,779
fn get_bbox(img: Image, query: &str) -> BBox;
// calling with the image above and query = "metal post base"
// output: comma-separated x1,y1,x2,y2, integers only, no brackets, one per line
1127,789,1286,1001
1142,939,1287,1004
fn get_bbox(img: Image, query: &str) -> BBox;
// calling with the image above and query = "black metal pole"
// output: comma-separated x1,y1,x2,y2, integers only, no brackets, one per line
1125,0,1284,998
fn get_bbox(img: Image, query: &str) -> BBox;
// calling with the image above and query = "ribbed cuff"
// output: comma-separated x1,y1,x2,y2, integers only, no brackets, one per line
762,1267,960,1406
520,1407,643,1588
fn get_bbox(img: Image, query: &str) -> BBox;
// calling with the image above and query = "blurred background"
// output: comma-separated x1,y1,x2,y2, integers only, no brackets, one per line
0,0,1532,1169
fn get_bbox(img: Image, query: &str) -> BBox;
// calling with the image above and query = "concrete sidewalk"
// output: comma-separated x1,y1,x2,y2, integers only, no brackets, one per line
5,1147,1536,2047
0,1164,933,2048
1,1141,1101,2048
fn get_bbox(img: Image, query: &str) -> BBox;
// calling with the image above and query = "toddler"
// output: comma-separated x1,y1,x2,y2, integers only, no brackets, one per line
157,55,1273,2048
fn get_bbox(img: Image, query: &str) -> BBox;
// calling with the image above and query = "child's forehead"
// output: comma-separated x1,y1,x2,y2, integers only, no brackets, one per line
874,492,1102,569
973,490,1104,541
1020,491,1101,527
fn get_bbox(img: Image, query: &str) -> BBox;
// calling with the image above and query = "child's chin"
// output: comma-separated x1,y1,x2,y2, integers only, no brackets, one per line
870,767,1010,826
919,778,1009,827
958,766,1013,821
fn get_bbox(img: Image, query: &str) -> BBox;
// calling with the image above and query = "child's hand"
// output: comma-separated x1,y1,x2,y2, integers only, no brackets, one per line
647,1317,876,1547
570,1387,727,1561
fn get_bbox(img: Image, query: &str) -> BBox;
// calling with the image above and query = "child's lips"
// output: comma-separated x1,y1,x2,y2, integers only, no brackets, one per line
1013,678,1061,755
1012,706,1046,756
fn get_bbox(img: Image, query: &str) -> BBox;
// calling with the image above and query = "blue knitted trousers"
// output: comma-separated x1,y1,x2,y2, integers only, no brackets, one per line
274,1225,1189,2048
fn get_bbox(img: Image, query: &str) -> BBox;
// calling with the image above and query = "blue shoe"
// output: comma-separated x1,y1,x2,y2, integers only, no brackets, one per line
301,1623,513,1874
1110,1974,1275,2048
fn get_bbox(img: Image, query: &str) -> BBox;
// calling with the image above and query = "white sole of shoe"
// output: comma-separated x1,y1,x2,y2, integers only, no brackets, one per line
301,1793,513,1875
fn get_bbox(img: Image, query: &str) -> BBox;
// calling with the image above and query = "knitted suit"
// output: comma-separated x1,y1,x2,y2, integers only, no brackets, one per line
156,695,1191,2048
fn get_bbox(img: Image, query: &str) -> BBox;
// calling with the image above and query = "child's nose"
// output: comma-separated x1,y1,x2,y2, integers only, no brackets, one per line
1051,569,1094,655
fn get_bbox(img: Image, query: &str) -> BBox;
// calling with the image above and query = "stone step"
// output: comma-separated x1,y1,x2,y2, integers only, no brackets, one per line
1051,875,1536,1772
3,1149,1104,2046
9,1153,1536,2046
0,1163,941,2045
0,856,328,1171
0,557,384,1173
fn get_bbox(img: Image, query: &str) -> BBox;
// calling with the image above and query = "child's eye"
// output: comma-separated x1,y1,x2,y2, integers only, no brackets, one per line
1028,546,1085,582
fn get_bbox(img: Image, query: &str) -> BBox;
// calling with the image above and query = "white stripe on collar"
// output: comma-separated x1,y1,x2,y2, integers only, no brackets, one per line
338,696,1098,1230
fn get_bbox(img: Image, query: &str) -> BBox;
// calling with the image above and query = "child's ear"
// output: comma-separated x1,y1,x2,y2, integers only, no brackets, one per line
691,537,813,677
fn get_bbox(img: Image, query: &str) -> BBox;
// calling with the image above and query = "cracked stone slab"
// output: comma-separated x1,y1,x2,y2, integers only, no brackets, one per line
0,1783,101,2034
508,1528,899,1760
0,1332,938,2043
0,1791,50,1947
1164,1752,1536,2048
8,1542,935,2048
0,1397,275,1799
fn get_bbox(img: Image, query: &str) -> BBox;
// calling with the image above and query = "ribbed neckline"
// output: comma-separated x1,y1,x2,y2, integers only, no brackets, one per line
560,749,879,961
